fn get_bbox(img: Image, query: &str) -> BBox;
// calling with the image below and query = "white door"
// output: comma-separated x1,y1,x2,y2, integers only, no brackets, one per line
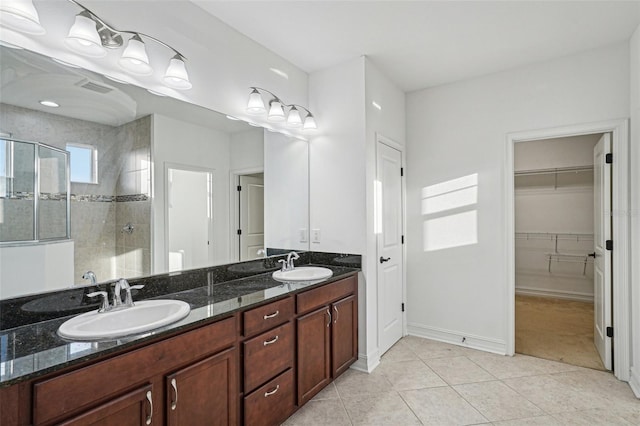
239,174,264,260
377,141,404,355
593,133,612,370
167,167,213,271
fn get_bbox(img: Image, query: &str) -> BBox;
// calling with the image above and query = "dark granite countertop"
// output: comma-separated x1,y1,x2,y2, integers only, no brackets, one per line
0,253,360,388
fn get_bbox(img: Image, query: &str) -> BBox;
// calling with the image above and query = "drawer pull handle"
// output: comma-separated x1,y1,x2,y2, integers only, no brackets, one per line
263,310,279,320
264,385,280,397
170,378,178,410
326,309,332,327
145,390,153,425
334,306,339,324
263,335,279,346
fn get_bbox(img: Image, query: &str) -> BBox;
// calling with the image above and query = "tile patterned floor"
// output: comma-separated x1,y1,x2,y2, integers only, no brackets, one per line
282,336,640,425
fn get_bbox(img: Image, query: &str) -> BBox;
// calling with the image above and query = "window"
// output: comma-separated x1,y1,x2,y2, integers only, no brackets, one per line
66,143,97,184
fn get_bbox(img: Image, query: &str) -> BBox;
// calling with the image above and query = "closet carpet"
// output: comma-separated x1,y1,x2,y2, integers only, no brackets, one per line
515,295,606,371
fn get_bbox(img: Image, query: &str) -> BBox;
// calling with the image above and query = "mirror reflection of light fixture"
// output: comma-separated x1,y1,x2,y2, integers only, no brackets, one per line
247,87,318,131
0,0,45,35
0,0,192,90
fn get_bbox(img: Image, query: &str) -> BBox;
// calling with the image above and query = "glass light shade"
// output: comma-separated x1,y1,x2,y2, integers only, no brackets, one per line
0,0,44,35
64,13,105,58
246,89,265,114
163,55,192,89
268,100,285,122
119,35,152,76
286,106,302,128
303,113,317,130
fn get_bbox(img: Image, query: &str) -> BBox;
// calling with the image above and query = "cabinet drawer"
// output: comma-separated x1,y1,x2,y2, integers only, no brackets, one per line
296,275,356,314
243,322,294,393
243,296,294,338
244,368,294,426
33,316,236,426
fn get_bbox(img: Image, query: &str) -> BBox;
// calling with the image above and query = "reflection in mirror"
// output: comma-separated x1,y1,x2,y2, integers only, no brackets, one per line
0,46,309,300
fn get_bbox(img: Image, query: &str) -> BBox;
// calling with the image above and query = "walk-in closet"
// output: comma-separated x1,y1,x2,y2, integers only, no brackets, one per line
514,134,606,370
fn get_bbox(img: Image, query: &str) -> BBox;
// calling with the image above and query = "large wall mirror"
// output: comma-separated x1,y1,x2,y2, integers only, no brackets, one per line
0,46,310,300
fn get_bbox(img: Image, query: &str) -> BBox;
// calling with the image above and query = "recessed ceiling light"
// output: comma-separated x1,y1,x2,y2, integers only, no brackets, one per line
372,101,382,110
247,122,261,127
226,115,240,121
39,100,59,107
270,68,289,80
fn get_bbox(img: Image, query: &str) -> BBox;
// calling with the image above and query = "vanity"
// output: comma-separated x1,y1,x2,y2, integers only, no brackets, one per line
0,253,360,425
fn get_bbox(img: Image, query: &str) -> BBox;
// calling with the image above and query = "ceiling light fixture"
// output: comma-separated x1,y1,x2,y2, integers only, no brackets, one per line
39,100,59,107
0,0,193,90
0,0,45,35
246,87,317,131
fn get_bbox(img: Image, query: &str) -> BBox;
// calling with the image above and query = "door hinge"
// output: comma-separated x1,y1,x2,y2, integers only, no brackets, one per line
606,240,613,251
237,229,242,235
400,167,404,177
401,303,405,312
237,185,242,191
606,326,614,338
401,235,404,244
605,153,613,164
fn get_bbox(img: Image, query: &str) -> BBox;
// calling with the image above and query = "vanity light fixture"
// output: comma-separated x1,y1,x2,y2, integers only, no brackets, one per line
0,0,193,90
246,87,317,131
0,0,45,35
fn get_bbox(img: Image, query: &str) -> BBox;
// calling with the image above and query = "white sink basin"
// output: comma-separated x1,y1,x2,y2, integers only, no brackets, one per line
58,300,191,341
272,266,333,282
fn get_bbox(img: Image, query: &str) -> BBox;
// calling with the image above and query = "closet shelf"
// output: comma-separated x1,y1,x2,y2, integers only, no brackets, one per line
514,165,593,176
545,253,593,275
515,232,593,242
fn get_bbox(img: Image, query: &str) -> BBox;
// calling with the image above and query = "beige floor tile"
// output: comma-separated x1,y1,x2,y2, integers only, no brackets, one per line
334,368,393,398
551,409,634,425
341,391,421,425
492,416,563,425
376,359,447,390
466,353,544,379
521,354,582,374
281,399,352,426
406,337,475,360
453,381,544,422
400,386,488,425
502,374,606,414
380,339,419,363
424,356,495,385
311,382,340,401
551,369,636,401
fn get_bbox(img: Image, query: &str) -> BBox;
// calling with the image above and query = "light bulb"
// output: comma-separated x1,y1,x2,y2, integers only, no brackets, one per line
119,34,152,76
0,0,44,35
64,12,105,58
303,113,317,130
246,88,265,114
268,100,285,122
163,54,192,90
286,106,302,128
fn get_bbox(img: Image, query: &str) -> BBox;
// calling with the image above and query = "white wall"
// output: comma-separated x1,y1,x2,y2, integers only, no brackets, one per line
230,128,264,172
629,24,640,397
152,114,231,272
406,43,630,354
0,241,73,298
263,131,308,252
308,57,405,371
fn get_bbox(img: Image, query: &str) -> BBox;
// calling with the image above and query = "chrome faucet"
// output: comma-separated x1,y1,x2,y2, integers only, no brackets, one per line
278,251,300,272
113,278,145,308
87,278,145,313
82,271,97,286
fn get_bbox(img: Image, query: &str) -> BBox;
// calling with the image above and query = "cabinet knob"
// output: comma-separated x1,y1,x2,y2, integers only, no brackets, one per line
264,384,280,397
263,335,279,346
263,310,279,320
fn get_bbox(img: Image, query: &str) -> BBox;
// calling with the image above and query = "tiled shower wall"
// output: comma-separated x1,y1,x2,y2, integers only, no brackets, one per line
0,104,151,285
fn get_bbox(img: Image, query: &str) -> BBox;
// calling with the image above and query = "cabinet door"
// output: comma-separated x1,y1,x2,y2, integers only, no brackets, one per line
296,306,331,405
166,347,237,426
331,295,358,377
58,385,153,426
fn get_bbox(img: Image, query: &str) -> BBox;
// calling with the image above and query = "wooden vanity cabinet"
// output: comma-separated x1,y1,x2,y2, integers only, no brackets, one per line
296,276,358,405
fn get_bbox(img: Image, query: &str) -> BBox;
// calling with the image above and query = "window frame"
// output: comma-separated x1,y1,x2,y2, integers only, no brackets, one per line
66,142,98,184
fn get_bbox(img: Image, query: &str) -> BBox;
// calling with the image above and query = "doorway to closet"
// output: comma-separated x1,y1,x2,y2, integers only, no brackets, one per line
513,133,610,371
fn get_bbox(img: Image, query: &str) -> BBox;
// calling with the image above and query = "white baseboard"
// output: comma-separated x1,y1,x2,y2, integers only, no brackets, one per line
407,323,507,355
351,350,380,373
630,367,640,398
516,286,594,302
